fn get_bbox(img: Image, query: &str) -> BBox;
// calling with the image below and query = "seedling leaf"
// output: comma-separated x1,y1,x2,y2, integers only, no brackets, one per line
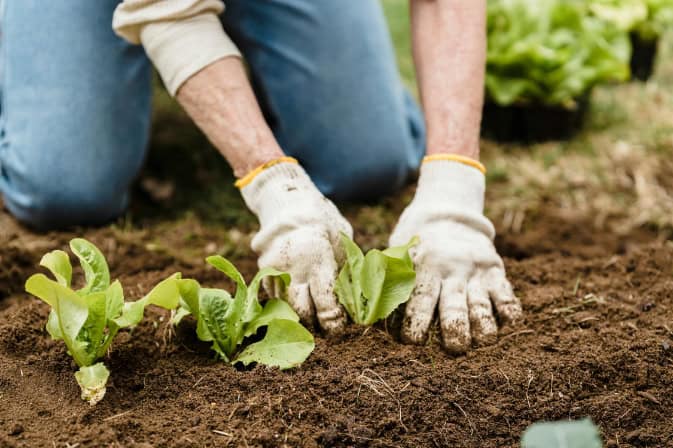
70,238,110,293
235,319,315,370
46,311,62,340
245,299,299,338
206,255,247,300
40,250,72,287
361,251,417,325
247,268,290,322
113,273,182,328
521,419,602,448
335,233,418,325
199,288,236,360
26,274,90,365
335,234,365,322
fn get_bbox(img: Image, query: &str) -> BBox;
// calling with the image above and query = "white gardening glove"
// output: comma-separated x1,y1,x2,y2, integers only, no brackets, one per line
239,159,351,334
390,158,522,354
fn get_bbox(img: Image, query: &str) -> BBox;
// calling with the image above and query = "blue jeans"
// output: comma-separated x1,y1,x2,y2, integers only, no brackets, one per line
0,0,425,230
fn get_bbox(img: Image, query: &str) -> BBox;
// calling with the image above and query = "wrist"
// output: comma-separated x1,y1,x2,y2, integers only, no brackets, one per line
425,145,480,160
235,156,298,189
239,161,318,219
232,149,286,180
423,153,486,175
416,160,486,213
396,160,494,243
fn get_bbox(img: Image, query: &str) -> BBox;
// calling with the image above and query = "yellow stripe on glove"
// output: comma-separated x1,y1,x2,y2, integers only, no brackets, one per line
234,156,299,189
423,154,486,174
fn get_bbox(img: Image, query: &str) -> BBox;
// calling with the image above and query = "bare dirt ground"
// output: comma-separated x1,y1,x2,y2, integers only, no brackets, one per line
1,202,672,448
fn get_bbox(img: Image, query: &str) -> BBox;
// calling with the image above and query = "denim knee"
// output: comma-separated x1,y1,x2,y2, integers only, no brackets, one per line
2,161,130,230
0,0,152,230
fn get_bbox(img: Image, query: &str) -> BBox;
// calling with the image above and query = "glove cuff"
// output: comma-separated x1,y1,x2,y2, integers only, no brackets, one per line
235,156,299,189
239,161,319,221
423,154,486,174
415,160,487,213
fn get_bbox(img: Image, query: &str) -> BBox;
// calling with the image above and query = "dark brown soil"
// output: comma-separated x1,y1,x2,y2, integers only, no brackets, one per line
1,207,672,448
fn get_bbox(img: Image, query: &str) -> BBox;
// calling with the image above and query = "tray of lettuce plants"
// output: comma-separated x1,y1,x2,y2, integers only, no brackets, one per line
589,0,673,81
483,0,631,142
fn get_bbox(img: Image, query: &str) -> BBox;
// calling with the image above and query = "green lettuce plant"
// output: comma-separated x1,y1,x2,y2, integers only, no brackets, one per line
25,239,183,405
486,0,631,108
334,233,418,326
589,0,673,41
521,418,602,448
172,256,314,369
589,0,648,32
638,0,673,41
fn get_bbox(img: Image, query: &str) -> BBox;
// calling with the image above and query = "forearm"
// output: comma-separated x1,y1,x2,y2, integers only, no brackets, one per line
410,0,486,159
114,1,283,177
176,58,285,178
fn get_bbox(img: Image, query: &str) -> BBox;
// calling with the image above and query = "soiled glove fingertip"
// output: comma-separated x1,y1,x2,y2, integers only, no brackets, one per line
320,314,347,337
287,283,316,327
499,302,523,325
472,331,497,348
400,318,430,345
470,318,498,347
400,331,425,346
440,321,471,355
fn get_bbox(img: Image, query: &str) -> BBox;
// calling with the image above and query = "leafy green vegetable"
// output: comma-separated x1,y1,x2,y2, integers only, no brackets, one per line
638,0,673,41
172,256,315,370
486,0,631,108
25,238,183,405
589,0,648,32
521,419,602,448
588,0,673,41
236,319,315,369
334,233,418,325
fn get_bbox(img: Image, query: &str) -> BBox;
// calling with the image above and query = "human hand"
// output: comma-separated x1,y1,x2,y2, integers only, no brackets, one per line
390,157,522,354
239,159,352,334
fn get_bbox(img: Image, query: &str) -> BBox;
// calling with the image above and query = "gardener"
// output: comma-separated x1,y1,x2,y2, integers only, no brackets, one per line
0,0,521,353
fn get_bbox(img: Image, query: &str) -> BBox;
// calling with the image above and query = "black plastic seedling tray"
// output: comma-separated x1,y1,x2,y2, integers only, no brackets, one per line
481,96,589,143
630,32,658,82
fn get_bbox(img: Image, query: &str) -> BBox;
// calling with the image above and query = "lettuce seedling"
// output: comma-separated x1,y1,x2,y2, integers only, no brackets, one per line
172,256,314,370
521,418,602,448
335,233,418,325
25,238,182,405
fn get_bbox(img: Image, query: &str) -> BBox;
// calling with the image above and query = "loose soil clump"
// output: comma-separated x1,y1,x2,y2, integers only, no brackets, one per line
1,208,672,448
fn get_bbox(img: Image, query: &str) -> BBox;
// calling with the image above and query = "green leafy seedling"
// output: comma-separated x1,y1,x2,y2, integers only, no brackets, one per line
172,256,314,369
25,238,183,405
521,418,603,448
334,233,418,325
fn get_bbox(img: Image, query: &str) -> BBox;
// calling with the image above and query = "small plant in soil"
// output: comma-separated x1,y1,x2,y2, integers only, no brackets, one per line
334,233,418,325
24,238,183,405
172,256,314,369
521,418,602,448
